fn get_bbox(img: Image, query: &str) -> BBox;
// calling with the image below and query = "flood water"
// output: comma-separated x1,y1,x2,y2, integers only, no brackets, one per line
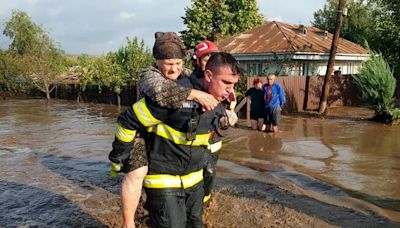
0,98,399,226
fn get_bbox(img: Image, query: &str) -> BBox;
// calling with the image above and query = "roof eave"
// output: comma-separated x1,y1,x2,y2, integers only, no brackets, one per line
231,52,369,61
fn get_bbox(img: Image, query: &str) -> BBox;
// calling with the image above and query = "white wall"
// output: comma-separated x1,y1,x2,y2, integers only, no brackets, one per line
240,60,363,76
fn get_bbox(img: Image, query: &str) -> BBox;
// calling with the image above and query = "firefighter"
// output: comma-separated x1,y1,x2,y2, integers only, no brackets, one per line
112,32,225,228
140,39,235,205
109,52,240,227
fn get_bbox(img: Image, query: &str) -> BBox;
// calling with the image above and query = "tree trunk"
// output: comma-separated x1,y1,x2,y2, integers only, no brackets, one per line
117,94,121,107
319,0,346,115
44,83,51,100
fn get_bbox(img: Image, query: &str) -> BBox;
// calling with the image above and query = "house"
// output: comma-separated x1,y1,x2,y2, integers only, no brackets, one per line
217,21,369,76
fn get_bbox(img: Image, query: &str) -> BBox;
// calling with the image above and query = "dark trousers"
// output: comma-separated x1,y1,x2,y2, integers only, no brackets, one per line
145,182,204,228
203,152,219,196
264,106,281,126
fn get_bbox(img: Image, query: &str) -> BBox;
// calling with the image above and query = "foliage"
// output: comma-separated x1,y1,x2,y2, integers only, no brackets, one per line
312,0,377,47
313,0,400,77
181,0,264,48
234,75,248,101
2,10,66,99
388,108,400,125
0,50,27,93
352,51,398,123
70,37,153,94
3,10,53,55
71,54,127,94
109,37,153,84
371,0,400,76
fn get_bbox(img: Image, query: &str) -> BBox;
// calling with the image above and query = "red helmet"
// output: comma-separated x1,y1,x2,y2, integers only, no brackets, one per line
194,40,219,60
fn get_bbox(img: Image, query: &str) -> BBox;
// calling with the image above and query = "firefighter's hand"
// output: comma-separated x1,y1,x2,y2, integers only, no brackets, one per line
188,89,219,111
109,161,122,177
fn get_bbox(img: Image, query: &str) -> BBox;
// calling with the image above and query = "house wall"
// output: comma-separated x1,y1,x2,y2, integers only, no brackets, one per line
239,60,363,77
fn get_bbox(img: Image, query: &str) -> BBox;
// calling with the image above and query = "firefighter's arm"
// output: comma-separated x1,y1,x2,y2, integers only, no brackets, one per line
108,98,168,175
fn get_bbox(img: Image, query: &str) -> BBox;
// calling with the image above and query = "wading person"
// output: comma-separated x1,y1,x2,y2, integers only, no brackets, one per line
191,40,237,111
110,52,240,227
138,36,233,218
245,77,265,131
262,73,285,133
141,39,235,207
191,40,235,204
110,32,221,228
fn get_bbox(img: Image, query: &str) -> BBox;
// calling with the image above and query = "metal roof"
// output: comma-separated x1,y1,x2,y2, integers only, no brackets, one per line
217,21,368,55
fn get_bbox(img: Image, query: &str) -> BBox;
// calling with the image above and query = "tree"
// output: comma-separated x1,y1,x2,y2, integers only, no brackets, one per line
181,0,264,48
70,37,152,106
110,37,153,84
313,0,377,47
319,0,347,114
313,0,400,79
352,51,400,123
372,0,400,77
0,50,22,93
3,10,66,100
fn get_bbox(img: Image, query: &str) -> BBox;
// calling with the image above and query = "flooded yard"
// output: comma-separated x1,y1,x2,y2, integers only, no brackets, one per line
0,98,399,227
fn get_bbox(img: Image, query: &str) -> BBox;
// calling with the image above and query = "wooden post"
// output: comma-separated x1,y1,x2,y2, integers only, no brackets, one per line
319,0,346,114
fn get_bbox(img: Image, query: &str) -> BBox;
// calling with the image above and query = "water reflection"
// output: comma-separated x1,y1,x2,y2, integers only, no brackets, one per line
223,115,400,214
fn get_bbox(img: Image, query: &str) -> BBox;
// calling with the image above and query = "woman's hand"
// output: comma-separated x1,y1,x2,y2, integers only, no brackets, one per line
188,89,219,111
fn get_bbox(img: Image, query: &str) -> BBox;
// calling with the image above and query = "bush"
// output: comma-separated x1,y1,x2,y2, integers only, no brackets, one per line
352,51,399,123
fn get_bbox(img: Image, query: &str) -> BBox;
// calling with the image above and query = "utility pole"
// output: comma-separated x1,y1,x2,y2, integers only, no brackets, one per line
319,0,347,114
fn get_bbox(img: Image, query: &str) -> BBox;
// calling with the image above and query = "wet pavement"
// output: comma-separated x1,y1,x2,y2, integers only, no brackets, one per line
0,98,399,227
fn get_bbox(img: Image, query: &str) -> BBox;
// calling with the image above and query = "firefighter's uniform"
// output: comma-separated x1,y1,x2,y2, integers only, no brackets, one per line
110,76,225,228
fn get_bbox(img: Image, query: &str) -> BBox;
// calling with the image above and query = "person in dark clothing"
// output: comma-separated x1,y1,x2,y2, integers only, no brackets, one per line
245,77,265,130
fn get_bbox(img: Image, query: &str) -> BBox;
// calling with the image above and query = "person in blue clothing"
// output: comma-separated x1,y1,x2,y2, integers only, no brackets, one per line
262,73,285,133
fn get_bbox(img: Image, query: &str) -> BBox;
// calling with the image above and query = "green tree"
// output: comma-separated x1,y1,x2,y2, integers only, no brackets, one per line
181,0,264,48
312,0,377,47
3,10,67,100
352,51,399,123
314,0,400,83
0,50,21,93
72,55,126,94
110,37,153,84
372,0,400,77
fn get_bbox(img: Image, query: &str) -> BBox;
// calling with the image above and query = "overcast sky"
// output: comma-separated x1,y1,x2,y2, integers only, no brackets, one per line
0,0,326,55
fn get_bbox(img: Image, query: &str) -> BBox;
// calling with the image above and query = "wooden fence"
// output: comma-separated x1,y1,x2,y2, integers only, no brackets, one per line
246,74,363,113
51,84,138,106
51,74,363,113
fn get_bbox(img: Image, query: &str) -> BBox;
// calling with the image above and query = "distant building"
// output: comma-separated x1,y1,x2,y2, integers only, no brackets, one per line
217,21,369,76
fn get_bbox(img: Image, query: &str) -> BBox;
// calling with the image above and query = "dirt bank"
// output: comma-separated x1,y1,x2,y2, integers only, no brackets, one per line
131,168,398,228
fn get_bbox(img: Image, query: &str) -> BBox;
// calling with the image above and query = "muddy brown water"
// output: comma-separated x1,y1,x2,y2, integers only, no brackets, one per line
0,98,399,227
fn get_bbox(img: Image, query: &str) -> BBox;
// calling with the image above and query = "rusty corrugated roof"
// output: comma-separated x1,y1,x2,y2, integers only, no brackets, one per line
217,21,368,55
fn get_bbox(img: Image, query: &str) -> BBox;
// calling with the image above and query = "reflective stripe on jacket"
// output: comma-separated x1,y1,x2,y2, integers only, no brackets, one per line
111,76,226,177
144,169,203,189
